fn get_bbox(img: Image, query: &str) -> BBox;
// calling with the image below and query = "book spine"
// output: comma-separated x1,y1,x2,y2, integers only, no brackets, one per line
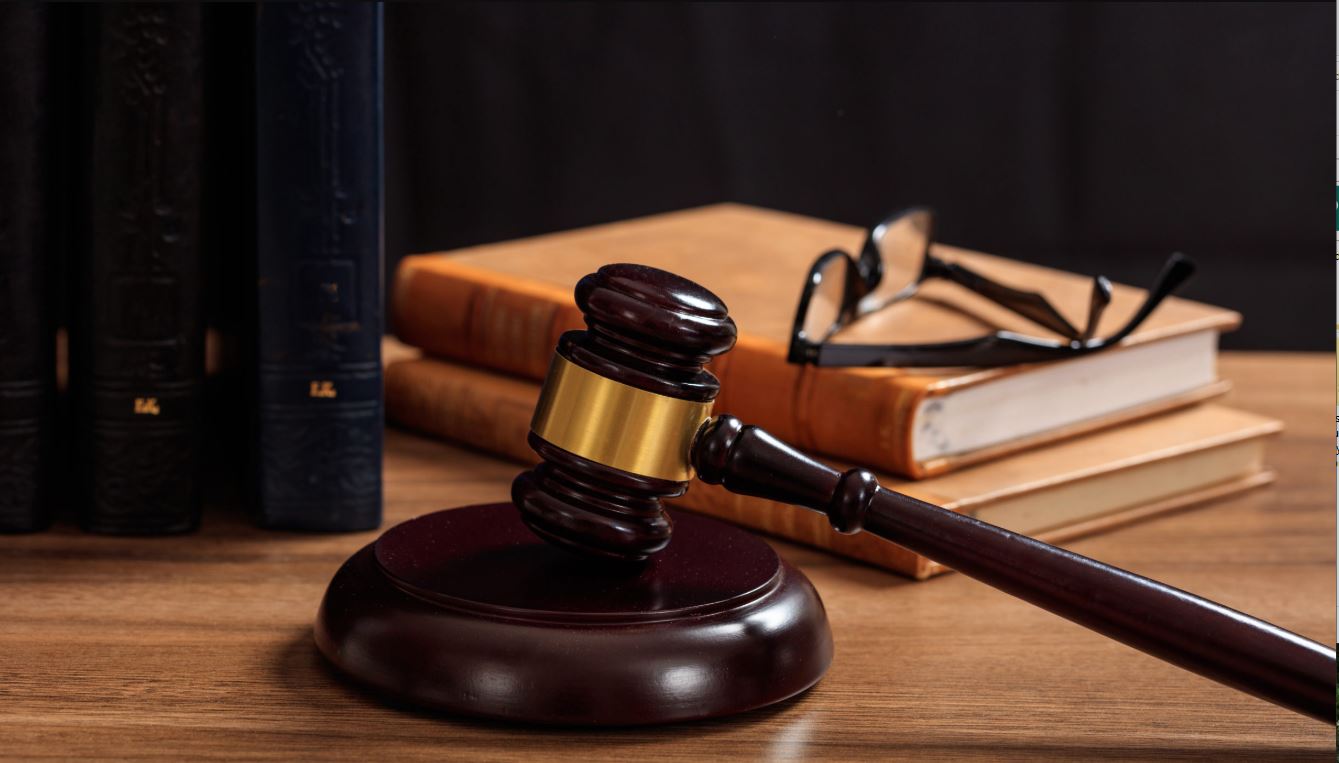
393,258,582,381
0,3,53,532
255,3,383,531
383,357,929,578
385,359,540,466
391,257,925,475
77,4,205,534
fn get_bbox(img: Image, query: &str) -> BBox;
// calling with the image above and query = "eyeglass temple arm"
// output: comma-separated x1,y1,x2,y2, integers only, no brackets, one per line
1096,253,1196,346
922,255,1083,340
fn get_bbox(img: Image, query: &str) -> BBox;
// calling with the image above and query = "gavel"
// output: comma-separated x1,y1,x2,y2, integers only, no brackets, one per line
511,262,1335,722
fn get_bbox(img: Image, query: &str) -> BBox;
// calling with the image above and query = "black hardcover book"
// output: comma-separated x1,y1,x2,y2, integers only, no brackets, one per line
255,3,384,531
0,4,53,532
75,4,205,534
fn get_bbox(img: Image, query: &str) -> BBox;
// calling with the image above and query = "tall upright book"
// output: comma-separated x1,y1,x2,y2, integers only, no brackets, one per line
392,205,1241,478
255,3,384,531
75,4,205,534
0,3,53,532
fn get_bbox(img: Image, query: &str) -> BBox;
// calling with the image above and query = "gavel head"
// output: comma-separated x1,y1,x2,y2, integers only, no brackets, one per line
511,263,737,561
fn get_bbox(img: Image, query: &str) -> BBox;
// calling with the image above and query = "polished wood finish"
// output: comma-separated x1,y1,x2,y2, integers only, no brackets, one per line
694,415,1335,721
564,262,736,401
0,351,1332,759
513,263,738,560
513,432,686,560
315,504,832,725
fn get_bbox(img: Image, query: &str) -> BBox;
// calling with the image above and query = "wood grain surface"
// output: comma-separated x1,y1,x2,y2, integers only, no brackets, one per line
1,352,1333,761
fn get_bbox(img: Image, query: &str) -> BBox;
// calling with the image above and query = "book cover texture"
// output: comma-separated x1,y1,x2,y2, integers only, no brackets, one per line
78,3,205,534
255,2,384,530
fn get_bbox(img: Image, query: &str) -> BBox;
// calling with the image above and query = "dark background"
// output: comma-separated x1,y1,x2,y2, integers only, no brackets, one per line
383,2,1333,350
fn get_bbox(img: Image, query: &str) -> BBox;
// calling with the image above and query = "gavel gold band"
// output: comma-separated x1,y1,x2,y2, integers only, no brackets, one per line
530,353,713,482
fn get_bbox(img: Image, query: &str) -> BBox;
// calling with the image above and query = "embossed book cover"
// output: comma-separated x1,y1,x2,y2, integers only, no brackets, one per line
74,3,205,534
255,2,383,531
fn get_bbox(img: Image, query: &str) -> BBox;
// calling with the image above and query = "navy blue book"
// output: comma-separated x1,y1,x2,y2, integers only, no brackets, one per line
0,3,53,532
255,3,384,531
76,3,206,534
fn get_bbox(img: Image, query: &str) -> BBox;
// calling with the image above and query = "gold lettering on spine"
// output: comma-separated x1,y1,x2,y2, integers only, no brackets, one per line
310,381,338,398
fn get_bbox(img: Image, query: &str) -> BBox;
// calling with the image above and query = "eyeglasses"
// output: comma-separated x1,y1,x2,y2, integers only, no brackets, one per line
788,207,1195,367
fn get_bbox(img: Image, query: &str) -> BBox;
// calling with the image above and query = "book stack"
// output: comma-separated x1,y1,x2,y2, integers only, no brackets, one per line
384,204,1279,578
0,4,384,535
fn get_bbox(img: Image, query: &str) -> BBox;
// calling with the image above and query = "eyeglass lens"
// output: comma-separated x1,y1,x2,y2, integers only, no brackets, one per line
803,254,852,342
865,208,931,312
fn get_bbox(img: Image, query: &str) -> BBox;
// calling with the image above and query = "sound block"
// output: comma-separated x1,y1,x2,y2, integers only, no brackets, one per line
314,503,833,726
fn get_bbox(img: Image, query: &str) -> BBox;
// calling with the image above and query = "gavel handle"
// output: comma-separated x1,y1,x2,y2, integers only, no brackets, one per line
692,416,1336,722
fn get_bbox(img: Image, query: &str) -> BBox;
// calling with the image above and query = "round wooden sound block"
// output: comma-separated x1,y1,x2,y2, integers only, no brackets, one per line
314,503,834,726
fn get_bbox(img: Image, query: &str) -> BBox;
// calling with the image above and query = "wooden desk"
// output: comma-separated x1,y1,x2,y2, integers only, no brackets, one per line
2,353,1333,760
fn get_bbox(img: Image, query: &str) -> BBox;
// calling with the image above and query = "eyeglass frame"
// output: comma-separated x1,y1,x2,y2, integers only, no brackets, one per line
787,206,1196,368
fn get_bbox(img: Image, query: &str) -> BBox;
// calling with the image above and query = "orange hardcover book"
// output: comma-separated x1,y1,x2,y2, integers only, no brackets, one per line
384,354,1278,579
393,204,1239,478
